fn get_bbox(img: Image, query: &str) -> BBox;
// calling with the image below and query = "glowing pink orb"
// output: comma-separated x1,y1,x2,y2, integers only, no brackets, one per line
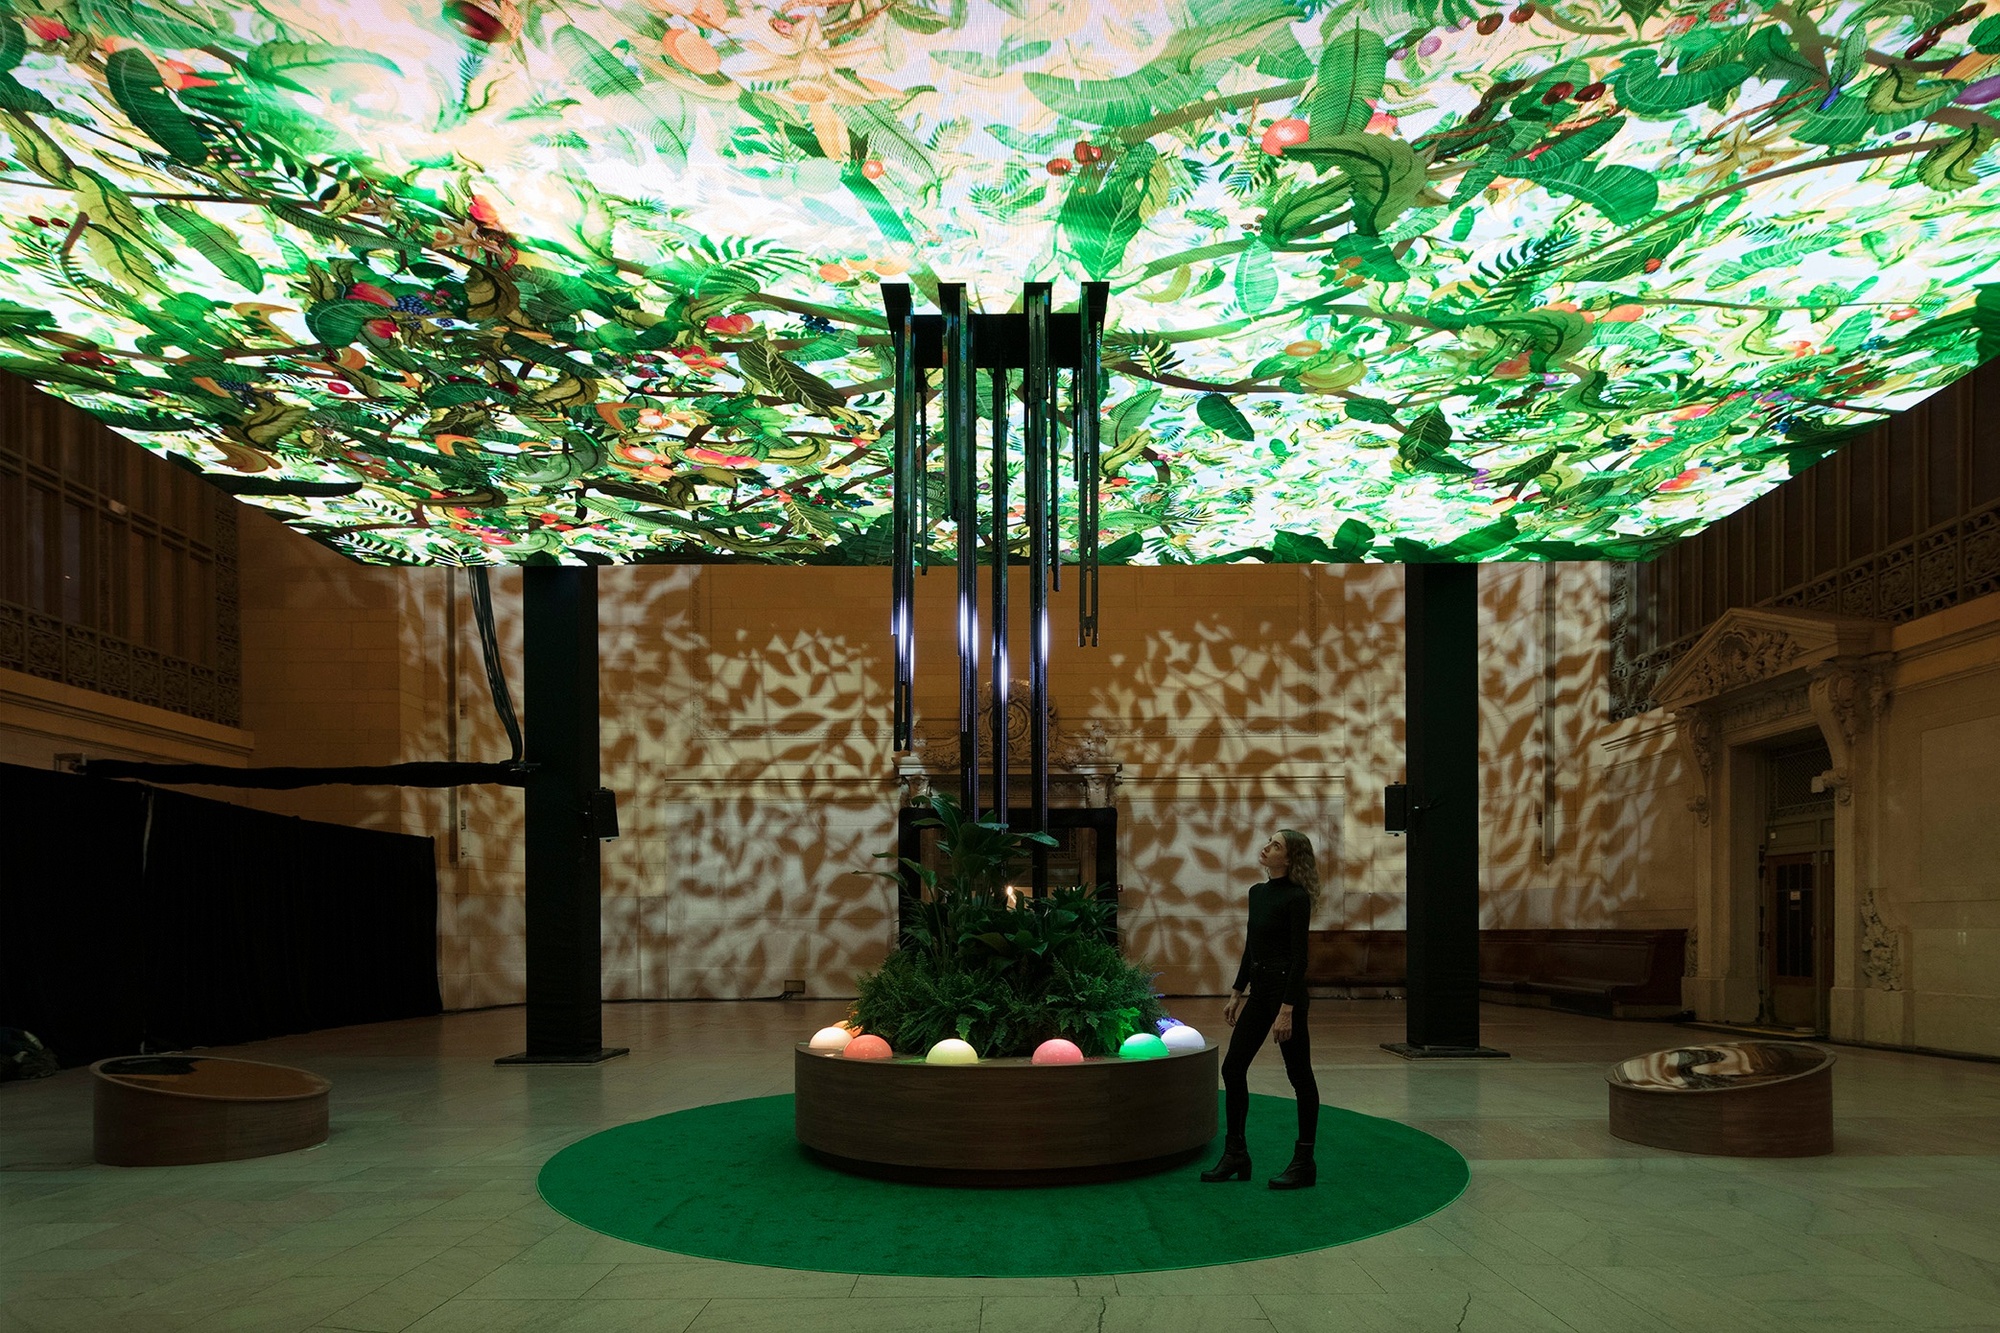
842,1034,893,1060
1032,1039,1085,1065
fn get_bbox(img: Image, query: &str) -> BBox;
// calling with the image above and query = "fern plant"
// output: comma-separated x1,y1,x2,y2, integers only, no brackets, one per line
854,796,1162,1057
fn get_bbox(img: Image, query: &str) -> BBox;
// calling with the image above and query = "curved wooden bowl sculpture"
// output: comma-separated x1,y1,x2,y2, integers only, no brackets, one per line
92,1055,332,1167
796,1043,1219,1185
1607,1041,1834,1157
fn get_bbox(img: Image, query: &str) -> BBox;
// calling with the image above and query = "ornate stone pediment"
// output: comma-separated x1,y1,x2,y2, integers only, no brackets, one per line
897,683,1120,808
1656,607,1888,712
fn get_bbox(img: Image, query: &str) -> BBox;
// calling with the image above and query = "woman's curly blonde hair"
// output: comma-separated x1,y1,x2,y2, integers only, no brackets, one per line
1279,829,1319,912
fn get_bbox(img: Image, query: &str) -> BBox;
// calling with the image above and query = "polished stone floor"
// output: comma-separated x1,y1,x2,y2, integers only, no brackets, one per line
5,1000,2000,1333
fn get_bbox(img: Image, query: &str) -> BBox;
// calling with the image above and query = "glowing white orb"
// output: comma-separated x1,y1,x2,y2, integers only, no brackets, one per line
1161,1025,1206,1051
809,1026,853,1051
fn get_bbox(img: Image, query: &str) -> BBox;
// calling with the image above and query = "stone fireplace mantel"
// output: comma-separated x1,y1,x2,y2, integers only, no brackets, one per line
894,683,1121,809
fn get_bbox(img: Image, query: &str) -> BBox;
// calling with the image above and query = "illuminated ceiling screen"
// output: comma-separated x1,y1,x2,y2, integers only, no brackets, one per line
0,0,1997,565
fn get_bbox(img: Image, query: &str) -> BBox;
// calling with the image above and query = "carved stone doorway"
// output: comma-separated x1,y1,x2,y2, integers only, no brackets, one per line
1656,608,1897,1040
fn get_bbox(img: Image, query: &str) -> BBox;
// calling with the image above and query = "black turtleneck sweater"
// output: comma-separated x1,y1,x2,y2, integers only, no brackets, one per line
1229,877,1311,1007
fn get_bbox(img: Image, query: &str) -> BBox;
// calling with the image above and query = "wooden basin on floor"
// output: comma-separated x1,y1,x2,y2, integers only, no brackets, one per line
1607,1040,1833,1157
796,1043,1218,1185
92,1055,332,1166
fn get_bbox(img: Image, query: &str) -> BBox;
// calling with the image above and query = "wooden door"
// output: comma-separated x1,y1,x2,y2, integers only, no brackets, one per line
1763,851,1828,1030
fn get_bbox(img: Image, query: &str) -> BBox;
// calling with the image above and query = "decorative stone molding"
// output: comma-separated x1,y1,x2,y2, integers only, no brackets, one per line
1859,888,1903,992
1807,655,1892,756
898,683,1121,808
1674,704,1713,825
1677,626,1806,700
1655,607,1889,713
1610,495,2000,719
1684,925,1698,977
1662,608,1888,836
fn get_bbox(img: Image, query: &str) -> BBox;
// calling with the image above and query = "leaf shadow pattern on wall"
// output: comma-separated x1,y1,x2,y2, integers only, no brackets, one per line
0,0,1997,565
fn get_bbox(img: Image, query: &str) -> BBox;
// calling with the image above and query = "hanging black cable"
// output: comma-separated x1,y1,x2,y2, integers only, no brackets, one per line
468,567,524,764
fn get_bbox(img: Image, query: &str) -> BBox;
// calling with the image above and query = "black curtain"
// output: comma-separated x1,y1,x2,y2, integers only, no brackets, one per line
0,764,442,1067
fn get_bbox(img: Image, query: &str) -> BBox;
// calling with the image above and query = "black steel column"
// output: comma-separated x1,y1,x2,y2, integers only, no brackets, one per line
1386,563,1506,1060
498,565,627,1065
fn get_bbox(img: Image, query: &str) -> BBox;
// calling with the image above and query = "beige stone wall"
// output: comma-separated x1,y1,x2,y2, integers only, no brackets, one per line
1872,593,2000,1056
576,558,1659,999
12,502,1711,1010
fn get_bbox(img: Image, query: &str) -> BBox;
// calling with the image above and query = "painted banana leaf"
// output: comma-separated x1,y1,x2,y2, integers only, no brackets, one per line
0,0,1997,565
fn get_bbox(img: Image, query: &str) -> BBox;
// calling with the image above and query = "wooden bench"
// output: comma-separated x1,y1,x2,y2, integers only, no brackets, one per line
1304,928,1688,1019
92,1055,331,1166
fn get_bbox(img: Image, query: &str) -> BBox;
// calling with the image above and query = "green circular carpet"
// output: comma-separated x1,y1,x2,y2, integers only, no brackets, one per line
537,1093,1468,1277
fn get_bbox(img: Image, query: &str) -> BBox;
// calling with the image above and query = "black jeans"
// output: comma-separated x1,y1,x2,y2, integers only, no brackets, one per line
1221,976,1319,1145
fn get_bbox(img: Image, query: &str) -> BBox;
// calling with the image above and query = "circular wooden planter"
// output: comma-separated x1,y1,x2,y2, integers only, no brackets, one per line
92,1055,332,1167
1607,1041,1833,1157
796,1043,1219,1185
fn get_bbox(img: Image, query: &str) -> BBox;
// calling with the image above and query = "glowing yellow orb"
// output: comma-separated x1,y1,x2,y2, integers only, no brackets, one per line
925,1038,979,1065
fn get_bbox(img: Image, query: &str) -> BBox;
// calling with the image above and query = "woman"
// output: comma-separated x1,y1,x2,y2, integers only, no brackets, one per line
1200,829,1320,1189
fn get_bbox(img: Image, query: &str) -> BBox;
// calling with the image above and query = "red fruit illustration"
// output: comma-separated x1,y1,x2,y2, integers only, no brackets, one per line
1259,118,1310,155
444,0,514,43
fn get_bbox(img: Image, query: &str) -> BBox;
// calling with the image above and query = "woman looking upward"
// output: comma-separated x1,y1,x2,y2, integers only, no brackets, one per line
1201,829,1320,1189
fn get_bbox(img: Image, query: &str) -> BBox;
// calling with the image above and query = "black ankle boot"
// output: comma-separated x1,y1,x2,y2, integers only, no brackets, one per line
1267,1140,1316,1190
1199,1136,1252,1182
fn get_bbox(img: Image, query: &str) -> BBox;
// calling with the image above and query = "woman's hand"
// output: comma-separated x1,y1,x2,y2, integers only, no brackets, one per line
1223,992,1244,1027
1273,1005,1294,1043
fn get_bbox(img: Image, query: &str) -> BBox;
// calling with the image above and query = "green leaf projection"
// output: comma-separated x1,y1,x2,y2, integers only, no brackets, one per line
0,0,1997,565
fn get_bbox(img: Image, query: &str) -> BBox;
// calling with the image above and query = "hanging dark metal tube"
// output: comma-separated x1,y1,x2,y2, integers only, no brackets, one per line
878,280,1109,848
886,287,916,751
942,284,979,818
1023,282,1052,891
990,368,1010,824
1079,282,1108,648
